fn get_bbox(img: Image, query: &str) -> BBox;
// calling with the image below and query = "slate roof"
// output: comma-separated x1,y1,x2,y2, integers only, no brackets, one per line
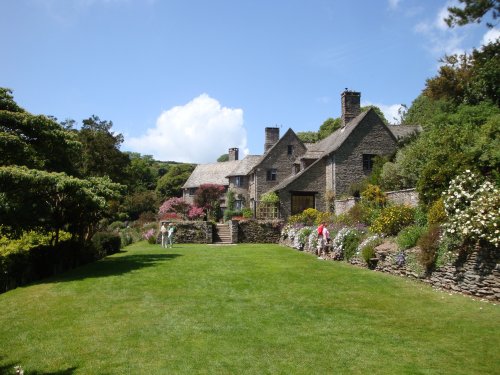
226,155,262,177
182,160,240,188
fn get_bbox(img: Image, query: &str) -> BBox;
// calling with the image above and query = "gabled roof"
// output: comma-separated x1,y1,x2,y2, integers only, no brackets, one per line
226,155,262,177
182,160,240,188
252,128,305,171
270,108,397,193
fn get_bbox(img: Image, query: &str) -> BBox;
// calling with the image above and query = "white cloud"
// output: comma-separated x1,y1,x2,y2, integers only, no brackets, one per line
414,2,465,58
363,101,404,124
481,28,500,46
125,94,248,163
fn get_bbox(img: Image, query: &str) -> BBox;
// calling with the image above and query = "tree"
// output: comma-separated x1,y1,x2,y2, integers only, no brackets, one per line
76,115,130,183
121,190,159,221
0,88,80,175
318,117,341,140
446,0,500,28
194,184,225,220
296,131,318,143
217,154,229,162
0,166,123,242
155,163,196,200
125,152,157,192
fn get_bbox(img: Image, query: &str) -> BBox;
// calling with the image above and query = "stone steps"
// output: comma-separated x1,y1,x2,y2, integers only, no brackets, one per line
214,224,232,244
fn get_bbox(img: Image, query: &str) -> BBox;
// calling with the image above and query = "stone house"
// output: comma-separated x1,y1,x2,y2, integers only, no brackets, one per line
183,90,420,218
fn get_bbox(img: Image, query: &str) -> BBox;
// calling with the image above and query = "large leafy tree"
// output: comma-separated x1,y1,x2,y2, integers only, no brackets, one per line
0,88,80,175
0,166,123,242
155,163,195,200
76,115,130,183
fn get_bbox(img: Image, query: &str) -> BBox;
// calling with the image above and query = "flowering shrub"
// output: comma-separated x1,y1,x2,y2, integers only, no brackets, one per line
361,184,386,207
331,227,361,260
427,198,446,225
357,235,382,255
288,208,321,226
158,197,190,219
142,229,157,244
370,204,415,236
188,205,205,220
442,171,499,247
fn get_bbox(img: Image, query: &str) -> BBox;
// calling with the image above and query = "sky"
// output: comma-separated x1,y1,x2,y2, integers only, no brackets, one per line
1,0,498,164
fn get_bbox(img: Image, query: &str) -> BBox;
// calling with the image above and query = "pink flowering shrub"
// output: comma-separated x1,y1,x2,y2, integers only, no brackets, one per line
158,197,190,219
188,205,205,220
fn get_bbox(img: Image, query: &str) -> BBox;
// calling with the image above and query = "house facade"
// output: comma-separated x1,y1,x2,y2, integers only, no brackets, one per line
183,90,420,219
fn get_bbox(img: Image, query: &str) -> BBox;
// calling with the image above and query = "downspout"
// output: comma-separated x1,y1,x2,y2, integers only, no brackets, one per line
332,153,336,196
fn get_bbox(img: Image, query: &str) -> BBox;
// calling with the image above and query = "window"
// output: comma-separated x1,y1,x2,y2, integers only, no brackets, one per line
188,188,196,196
363,154,376,171
235,200,243,210
235,176,243,187
287,145,293,155
266,169,277,181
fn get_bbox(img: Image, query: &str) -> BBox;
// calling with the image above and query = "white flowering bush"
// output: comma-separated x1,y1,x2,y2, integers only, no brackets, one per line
443,171,500,247
357,235,381,255
330,227,361,260
281,224,313,250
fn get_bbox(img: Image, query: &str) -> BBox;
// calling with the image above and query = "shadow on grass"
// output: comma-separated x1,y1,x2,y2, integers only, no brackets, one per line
47,253,182,284
0,357,77,375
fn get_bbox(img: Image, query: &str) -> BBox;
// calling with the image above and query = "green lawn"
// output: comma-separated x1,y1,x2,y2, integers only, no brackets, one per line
0,242,498,374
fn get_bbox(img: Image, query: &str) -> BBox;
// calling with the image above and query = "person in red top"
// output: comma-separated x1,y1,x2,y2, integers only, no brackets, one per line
316,222,325,257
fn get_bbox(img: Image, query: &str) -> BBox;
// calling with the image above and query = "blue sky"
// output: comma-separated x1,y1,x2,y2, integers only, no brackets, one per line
1,0,498,163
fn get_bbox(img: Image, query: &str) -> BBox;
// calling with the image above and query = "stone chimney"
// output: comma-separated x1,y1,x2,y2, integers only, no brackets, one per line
341,89,361,126
264,127,280,153
228,147,239,161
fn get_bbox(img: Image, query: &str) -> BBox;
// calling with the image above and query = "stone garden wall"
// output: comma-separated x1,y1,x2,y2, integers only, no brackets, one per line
159,221,213,244
334,188,418,215
237,219,284,243
281,237,500,301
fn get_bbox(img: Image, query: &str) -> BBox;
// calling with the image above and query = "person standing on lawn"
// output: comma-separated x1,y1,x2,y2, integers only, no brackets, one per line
160,223,168,248
167,223,176,248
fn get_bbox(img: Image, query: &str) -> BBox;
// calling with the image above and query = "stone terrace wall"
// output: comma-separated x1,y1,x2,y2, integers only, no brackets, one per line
160,221,213,244
352,243,500,301
237,220,284,243
334,188,419,215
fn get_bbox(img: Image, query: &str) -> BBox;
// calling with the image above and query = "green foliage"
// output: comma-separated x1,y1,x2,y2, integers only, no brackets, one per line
428,198,447,225
370,205,415,236
91,231,121,257
413,205,428,227
76,115,130,182
298,227,312,245
445,0,500,28
122,190,158,221
217,153,229,162
396,225,426,250
287,208,321,226
347,202,381,226
417,225,441,272
260,192,280,204
223,209,242,221
226,190,235,211
241,207,253,219
318,117,341,140
155,163,196,200
361,184,386,207
0,166,124,241
296,131,319,143
343,230,361,261
361,245,376,264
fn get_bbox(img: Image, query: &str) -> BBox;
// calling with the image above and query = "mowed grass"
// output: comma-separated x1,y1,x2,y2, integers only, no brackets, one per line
0,243,498,374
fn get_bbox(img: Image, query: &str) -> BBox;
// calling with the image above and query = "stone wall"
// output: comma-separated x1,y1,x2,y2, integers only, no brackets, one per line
237,219,284,243
385,188,419,207
159,221,213,244
334,188,419,215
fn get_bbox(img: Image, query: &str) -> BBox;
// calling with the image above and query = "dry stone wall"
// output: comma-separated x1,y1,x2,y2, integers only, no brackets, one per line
237,219,284,243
